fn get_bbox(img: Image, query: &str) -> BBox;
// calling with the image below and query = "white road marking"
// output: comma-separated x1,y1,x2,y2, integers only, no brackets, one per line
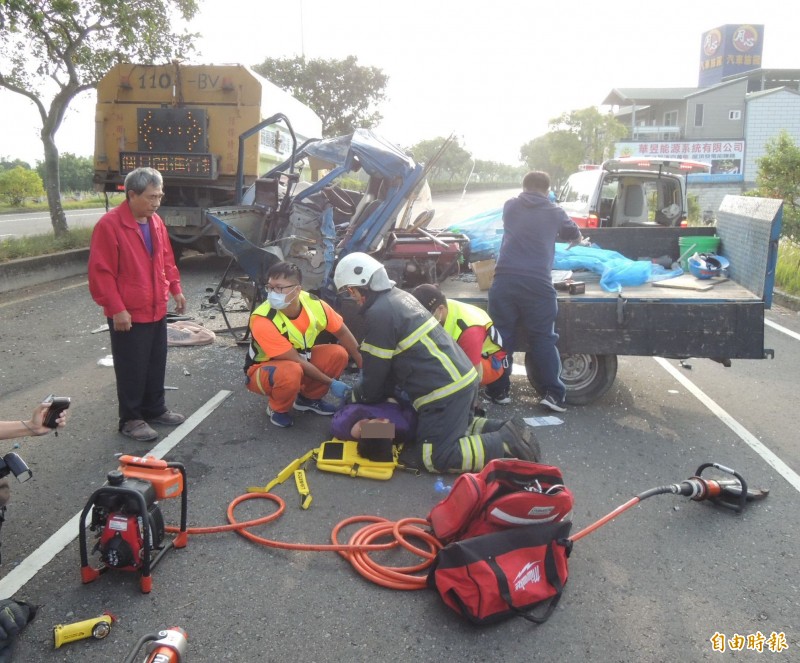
654,357,800,494
0,281,89,308
0,210,100,224
0,390,233,598
765,318,800,342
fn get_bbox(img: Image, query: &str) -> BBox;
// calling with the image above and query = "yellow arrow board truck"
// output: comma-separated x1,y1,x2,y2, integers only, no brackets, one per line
93,63,322,259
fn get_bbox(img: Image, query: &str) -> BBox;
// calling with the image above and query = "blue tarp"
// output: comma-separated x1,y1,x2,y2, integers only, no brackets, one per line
446,207,503,262
447,208,683,292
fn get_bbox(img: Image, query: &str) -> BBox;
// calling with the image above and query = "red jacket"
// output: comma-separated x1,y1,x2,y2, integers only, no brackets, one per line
88,200,182,322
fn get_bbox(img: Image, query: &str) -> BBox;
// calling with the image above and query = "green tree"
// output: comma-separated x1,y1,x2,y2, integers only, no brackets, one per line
473,160,525,184
0,166,44,206
520,131,584,184
35,153,94,193
0,1,198,236
549,106,627,165
754,130,800,242
0,157,32,171
408,136,472,182
253,56,388,137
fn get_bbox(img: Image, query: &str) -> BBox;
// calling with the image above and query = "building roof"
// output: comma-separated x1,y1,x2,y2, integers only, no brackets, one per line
746,86,800,101
602,88,698,106
683,77,749,99
721,68,800,84
604,69,800,107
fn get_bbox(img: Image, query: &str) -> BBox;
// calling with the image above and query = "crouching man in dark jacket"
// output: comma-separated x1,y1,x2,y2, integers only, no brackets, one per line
333,253,540,473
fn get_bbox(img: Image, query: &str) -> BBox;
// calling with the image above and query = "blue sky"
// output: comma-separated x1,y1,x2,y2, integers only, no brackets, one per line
1,1,796,166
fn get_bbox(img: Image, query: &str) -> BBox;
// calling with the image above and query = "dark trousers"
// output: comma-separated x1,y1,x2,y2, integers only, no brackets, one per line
411,382,504,473
108,317,168,428
488,273,566,403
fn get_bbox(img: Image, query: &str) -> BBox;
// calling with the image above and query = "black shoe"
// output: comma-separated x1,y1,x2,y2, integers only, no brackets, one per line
483,389,511,405
500,417,541,462
540,394,566,413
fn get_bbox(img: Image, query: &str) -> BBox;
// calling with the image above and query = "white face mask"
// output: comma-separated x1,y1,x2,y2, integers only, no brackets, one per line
267,288,297,310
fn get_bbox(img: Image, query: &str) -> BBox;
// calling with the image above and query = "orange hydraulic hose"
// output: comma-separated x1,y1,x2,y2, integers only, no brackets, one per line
166,492,441,591
568,497,640,543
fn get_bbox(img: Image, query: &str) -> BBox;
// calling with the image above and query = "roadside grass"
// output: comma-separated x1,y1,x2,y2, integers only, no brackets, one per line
0,227,94,262
777,240,800,296
0,192,122,262
0,193,123,215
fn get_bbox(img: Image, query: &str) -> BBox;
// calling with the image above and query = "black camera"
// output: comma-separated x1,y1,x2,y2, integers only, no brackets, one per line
0,453,32,483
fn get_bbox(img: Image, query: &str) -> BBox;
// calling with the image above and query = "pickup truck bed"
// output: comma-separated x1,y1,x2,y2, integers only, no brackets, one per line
442,271,765,360
439,196,781,404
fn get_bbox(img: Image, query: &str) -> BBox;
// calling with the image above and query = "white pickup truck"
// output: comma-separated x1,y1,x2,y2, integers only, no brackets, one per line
558,158,710,229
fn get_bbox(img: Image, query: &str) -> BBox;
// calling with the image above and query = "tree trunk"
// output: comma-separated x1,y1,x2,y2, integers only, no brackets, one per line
42,134,68,237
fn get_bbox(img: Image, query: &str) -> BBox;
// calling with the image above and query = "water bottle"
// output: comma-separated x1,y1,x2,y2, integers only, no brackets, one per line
434,479,452,496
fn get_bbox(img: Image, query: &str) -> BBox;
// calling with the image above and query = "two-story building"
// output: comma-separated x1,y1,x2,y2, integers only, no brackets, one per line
601,24,800,216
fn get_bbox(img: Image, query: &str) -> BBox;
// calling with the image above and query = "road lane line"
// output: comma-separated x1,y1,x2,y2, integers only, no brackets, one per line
654,357,800,494
0,210,101,224
0,281,88,308
0,389,233,598
765,318,800,341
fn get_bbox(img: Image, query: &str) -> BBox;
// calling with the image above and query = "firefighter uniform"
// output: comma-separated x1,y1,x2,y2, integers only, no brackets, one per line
353,287,505,473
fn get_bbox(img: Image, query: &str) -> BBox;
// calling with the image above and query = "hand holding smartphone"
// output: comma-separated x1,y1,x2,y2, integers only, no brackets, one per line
43,395,71,429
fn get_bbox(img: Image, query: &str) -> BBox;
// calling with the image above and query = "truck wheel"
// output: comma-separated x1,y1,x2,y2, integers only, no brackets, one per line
169,238,184,265
524,353,617,406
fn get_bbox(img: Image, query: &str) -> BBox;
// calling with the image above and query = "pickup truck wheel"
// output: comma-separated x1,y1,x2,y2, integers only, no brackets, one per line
169,238,184,265
524,353,617,406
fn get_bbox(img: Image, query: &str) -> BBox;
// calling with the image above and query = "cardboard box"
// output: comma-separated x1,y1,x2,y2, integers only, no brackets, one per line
472,259,496,291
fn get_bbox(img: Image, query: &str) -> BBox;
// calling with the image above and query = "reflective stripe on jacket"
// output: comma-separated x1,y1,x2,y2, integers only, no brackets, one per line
246,291,328,368
357,288,477,410
442,298,503,358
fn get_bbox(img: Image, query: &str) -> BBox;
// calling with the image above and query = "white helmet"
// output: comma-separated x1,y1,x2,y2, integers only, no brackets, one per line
334,252,394,292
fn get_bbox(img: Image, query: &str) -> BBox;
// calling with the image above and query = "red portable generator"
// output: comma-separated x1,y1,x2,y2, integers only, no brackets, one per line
79,455,187,593
381,230,470,288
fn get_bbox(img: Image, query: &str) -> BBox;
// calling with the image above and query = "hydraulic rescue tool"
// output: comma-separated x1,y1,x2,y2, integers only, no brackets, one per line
569,461,768,543
79,455,187,593
122,627,188,663
52,612,115,649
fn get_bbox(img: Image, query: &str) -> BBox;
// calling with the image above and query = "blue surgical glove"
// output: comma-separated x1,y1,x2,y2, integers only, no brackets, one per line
329,379,352,400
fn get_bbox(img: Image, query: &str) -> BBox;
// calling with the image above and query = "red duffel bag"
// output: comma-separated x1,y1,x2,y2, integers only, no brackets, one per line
427,458,574,543
427,519,572,625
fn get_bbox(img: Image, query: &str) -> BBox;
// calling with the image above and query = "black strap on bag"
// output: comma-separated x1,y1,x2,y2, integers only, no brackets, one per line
487,539,565,623
428,521,572,625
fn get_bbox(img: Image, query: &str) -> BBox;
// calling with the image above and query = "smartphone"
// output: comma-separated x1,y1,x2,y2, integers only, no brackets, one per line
43,395,71,428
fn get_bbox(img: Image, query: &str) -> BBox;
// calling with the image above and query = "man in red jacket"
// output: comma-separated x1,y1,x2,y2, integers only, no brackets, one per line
88,167,187,441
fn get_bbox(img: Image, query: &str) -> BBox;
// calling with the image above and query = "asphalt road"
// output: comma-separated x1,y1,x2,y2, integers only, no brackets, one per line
0,192,798,662
0,208,104,239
